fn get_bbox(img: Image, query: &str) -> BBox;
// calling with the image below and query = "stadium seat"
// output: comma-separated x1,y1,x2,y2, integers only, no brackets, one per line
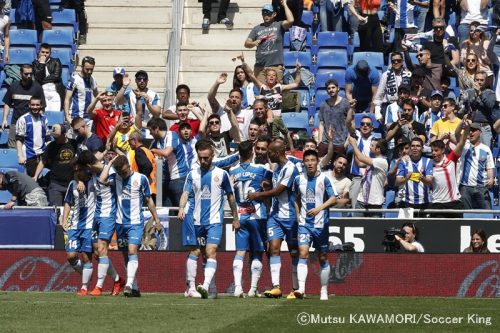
50,0,62,10
314,89,329,109
50,48,73,71
41,30,76,54
301,11,313,30
0,149,20,169
0,88,8,107
317,31,349,52
354,113,380,129
352,52,384,70
409,52,418,65
9,29,38,48
284,51,312,70
61,67,70,87
315,70,346,89
283,31,312,51
0,190,12,204
316,50,348,71
463,213,494,219
384,190,398,218
0,130,8,146
8,47,36,65
45,110,65,124
282,111,309,129
51,9,78,31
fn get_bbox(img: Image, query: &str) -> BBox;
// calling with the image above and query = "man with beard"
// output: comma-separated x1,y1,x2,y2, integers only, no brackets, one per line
386,99,426,145
169,102,201,138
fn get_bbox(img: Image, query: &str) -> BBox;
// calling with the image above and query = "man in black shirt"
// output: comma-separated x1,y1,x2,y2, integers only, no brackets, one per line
2,64,45,148
386,99,426,146
0,170,48,209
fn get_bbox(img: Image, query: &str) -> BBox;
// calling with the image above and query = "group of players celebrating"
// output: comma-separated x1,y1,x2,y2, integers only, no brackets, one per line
63,136,336,300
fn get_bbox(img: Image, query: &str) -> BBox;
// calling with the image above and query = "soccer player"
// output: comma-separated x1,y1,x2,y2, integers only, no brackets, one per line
100,155,162,297
177,140,239,299
247,139,299,299
229,141,272,297
62,164,98,296
293,150,338,300
75,151,125,296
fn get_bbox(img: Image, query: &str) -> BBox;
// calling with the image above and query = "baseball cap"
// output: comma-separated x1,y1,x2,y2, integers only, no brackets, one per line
113,67,125,77
262,4,274,12
430,90,443,98
135,70,148,80
50,124,64,138
470,123,482,130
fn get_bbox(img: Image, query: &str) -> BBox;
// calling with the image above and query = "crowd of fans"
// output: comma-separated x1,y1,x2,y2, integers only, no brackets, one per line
0,0,499,219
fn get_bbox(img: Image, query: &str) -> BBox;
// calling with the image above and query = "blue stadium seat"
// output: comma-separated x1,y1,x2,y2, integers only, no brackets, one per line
317,31,349,51
61,67,70,87
315,70,346,89
464,213,495,219
8,47,36,65
314,89,329,109
282,111,309,130
409,52,418,65
9,29,38,48
0,149,20,169
0,88,8,107
0,190,12,204
316,50,348,71
50,48,73,69
352,52,384,70
50,0,62,10
284,51,312,70
44,110,65,123
354,113,380,129
283,31,312,51
42,30,76,54
51,9,78,33
301,11,314,30
384,190,398,218
0,130,8,146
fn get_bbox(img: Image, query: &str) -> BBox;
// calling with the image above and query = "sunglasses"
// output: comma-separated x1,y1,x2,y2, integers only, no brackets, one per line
391,59,403,64
433,26,445,31
466,59,476,63
416,53,426,58
209,121,220,125
136,77,148,82
360,122,372,127
262,10,273,16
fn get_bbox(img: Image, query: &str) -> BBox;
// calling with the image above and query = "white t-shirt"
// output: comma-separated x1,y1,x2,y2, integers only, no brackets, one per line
411,241,425,253
357,157,388,205
233,108,254,141
324,171,351,198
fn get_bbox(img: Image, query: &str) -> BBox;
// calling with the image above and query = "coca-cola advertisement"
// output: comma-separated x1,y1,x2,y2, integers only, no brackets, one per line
0,250,499,297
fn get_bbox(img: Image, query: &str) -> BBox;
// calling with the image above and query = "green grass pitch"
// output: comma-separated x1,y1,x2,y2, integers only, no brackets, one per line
0,292,499,332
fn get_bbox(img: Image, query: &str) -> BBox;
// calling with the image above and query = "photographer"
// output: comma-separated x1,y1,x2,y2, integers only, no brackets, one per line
394,223,425,253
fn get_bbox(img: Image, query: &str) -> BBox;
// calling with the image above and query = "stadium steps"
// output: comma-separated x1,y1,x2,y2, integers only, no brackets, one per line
181,0,270,102
78,0,171,98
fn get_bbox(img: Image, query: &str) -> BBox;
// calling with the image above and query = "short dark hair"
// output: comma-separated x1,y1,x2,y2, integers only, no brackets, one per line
304,138,317,146
402,222,419,240
176,84,190,95
411,137,424,146
195,139,214,153
303,149,319,160
374,139,388,156
253,99,268,108
147,117,167,131
334,153,348,161
39,43,51,51
325,79,338,89
176,101,189,109
207,114,221,122
81,56,95,66
430,140,445,150
76,150,98,166
113,155,129,170
256,135,271,144
238,140,254,160
443,97,457,108
402,99,416,109
441,76,451,85
179,122,192,131
20,64,32,72
71,116,85,127
229,88,242,97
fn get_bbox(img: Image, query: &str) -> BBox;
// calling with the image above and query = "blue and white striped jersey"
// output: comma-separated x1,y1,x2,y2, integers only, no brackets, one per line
66,73,98,120
350,132,374,177
397,156,434,204
460,142,495,187
95,168,116,219
109,171,151,225
394,0,416,29
125,88,160,123
184,166,233,226
16,113,48,159
270,160,298,220
229,162,272,220
64,177,97,230
294,172,337,229
153,131,196,180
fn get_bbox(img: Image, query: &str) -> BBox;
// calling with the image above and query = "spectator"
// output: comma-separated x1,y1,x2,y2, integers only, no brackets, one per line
373,52,412,121
0,0,9,63
233,55,257,109
272,0,303,27
413,0,430,33
15,96,48,177
457,0,490,45
318,79,349,157
244,2,294,82
87,91,121,145
346,109,376,208
430,97,461,144
33,124,77,206
169,101,201,138
460,22,493,87
201,0,232,30
207,72,253,141
253,135,271,166
429,118,470,218
0,170,48,209
408,67,432,112
458,122,495,210
405,47,443,91
108,114,139,155
394,223,425,253
395,137,433,216
386,99,426,145
348,0,383,52
115,70,161,127
462,229,490,253
71,116,103,157
199,113,240,158
345,60,380,113
163,84,204,124
64,56,98,127
324,154,351,207
319,0,348,32
2,64,45,148
419,90,443,141
440,76,456,101
32,43,64,111
456,52,479,92
17,0,52,33
348,136,388,217
421,17,459,67
387,139,410,196
247,119,262,143
127,131,157,200
61,0,88,44
389,0,417,52
106,67,131,114
462,71,499,147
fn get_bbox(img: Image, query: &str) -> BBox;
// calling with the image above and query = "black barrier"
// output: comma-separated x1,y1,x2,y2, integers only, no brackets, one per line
54,218,500,253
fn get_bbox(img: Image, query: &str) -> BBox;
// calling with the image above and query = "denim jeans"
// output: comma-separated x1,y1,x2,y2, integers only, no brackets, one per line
480,124,492,148
415,7,428,33
164,177,186,208
353,201,383,218
319,0,343,32
460,185,491,210
457,23,471,46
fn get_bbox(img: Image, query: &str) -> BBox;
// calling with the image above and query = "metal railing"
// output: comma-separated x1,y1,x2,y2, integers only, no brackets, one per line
163,0,184,110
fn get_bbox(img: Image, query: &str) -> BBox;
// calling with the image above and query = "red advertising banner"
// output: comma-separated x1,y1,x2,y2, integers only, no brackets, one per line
0,250,499,297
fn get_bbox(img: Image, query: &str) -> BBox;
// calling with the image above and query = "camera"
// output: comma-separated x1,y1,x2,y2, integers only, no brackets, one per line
382,227,406,252
329,242,355,252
